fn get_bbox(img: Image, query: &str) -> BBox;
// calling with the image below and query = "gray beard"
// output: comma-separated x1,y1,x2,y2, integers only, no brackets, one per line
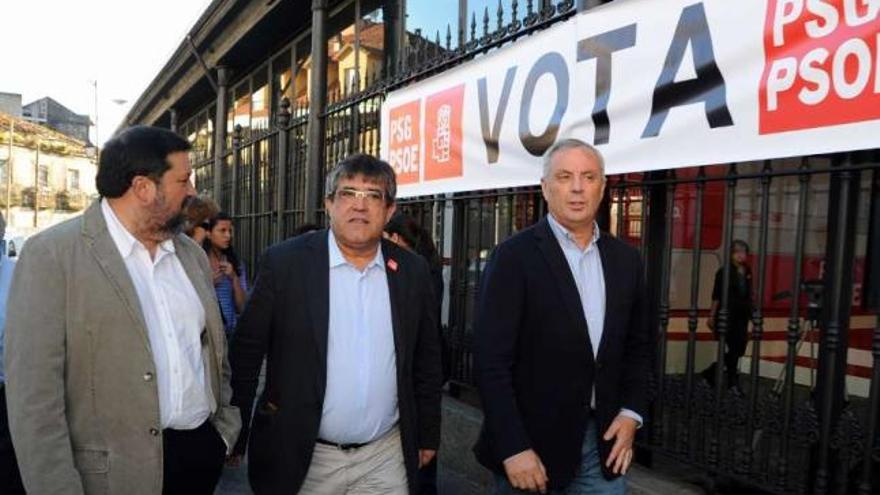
151,196,192,239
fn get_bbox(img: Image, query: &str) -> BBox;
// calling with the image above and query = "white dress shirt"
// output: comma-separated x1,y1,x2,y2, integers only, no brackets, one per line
318,231,399,444
547,214,643,426
101,199,212,430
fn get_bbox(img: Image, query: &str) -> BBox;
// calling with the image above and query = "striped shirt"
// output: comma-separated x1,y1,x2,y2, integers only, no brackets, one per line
214,264,247,336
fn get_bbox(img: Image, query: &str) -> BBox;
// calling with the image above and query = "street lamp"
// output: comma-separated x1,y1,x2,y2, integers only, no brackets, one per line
89,80,128,150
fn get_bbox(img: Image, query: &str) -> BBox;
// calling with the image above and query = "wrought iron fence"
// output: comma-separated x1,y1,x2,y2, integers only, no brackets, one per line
201,1,879,492
620,158,880,495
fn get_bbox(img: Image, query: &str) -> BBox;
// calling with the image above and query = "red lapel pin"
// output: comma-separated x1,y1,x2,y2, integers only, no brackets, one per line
387,258,399,272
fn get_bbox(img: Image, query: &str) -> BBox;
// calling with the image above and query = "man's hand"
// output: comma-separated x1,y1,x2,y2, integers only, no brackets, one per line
603,415,638,475
503,449,548,493
419,449,436,468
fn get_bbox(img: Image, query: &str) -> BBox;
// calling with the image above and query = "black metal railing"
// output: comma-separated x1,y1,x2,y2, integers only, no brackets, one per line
204,1,879,492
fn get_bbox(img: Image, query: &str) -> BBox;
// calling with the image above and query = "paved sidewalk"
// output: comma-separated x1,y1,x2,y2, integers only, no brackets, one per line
216,396,707,494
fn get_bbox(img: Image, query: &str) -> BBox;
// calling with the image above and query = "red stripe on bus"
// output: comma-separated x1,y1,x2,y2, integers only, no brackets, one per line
761,356,874,379
665,328,877,350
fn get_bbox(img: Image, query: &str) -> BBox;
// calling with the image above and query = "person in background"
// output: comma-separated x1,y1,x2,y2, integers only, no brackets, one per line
701,239,753,392
203,212,248,339
384,212,443,310
384,211,445,495
0,213,23,495
183,196,220,245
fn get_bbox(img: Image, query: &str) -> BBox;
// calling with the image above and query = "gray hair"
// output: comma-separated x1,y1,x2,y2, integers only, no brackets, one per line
542,138,606,181
324,153,397,204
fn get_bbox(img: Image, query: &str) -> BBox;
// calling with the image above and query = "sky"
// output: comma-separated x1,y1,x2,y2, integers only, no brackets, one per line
406,1,518,49
1,0,214,145
1,0,521,147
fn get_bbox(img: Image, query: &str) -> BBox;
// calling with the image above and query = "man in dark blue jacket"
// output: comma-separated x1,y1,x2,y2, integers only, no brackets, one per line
474,139,655,494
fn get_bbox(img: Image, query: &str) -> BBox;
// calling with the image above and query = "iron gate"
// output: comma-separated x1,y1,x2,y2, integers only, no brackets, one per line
189,1,880,492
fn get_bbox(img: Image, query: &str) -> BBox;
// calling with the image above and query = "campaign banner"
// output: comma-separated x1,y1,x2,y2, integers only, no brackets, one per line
380,0,880,198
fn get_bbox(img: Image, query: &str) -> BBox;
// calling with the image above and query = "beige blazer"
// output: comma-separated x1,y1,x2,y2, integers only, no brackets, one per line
3,200,241,494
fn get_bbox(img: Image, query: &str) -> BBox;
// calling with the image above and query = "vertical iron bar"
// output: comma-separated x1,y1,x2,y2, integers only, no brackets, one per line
745,160,773,474
231,125,242,217
858,311,880,494
653,171,676,447
814,156,858,495
779,158,811,491
457,197,468,385
684,167,706,457
859,167,880,494
306,0,328,224
213,67,229,202
616,177,625,239
710,164,738,467
274,98,291,243
383,0,401,76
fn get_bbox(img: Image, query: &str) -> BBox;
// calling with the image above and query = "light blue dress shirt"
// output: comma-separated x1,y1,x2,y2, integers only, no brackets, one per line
0,254,17,384
547,214,642,426
318,231,399,444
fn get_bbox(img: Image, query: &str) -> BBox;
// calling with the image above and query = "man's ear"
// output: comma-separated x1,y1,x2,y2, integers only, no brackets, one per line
384,203,397,224
130,176,157,204
324,197,334,216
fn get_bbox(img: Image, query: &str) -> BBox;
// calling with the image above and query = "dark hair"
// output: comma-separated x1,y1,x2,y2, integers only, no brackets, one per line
97,126,191,198
385,212,441,271
183,196,219,236
384,212,420,250
731,239,750,255
203,212,242,277
325,153,396,204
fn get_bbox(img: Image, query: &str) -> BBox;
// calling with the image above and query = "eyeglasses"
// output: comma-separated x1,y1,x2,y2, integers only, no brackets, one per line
334,187,385,205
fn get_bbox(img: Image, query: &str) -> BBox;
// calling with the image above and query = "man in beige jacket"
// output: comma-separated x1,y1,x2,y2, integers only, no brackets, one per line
4,126,240,494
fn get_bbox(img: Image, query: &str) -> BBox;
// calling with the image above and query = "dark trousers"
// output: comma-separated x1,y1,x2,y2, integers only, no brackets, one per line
418,455,438,495
0,385,25,494
162,420,226,495
702,317,749,387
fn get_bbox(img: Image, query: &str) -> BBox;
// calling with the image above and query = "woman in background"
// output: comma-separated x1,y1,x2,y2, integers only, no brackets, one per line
384,212,444,495
183,196,219,245
203,212,247,339
384,212,443,304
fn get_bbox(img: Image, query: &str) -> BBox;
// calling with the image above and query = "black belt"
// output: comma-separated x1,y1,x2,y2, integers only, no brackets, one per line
315,438,371,451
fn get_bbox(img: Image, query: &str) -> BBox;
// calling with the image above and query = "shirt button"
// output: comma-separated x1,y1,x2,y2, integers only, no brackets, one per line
143,372,153,381
149,428,159,436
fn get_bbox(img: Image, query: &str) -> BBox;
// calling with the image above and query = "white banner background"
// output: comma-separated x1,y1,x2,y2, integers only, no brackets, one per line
380,0,880,197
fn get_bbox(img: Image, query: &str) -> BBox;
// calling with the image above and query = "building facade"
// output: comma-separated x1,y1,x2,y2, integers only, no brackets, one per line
0,93,23,117
23,97,92,144
0,112,98,238
123,1,879,493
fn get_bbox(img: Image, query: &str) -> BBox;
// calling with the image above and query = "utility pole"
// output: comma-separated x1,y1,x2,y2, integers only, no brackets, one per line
5,118,12,222
93,80,99,151
33,137,39,229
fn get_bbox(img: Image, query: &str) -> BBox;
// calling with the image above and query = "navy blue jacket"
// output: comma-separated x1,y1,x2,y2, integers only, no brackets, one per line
473,217,654,489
